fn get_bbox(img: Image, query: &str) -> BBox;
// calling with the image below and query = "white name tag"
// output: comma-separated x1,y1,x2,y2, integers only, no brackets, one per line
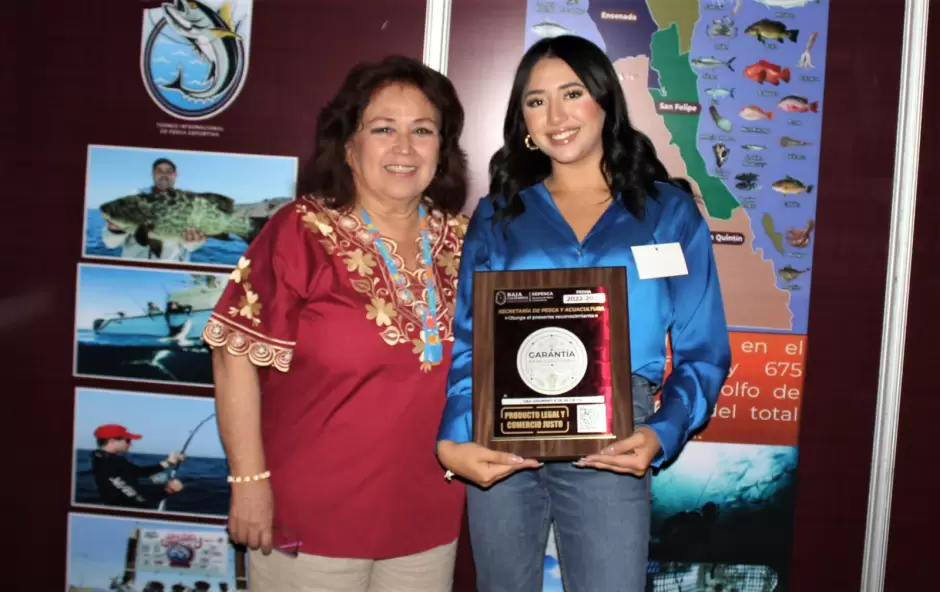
631,243,689,280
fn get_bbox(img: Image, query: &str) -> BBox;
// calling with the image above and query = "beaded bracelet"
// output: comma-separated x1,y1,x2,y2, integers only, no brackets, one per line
227,470,271,484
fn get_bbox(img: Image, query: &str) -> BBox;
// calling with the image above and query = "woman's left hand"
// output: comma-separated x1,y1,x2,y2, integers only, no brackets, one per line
574,426,662,476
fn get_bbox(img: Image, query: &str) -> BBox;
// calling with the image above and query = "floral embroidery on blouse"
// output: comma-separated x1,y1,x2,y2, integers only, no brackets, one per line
297,196,466,371
202,254,292,371
226,256,262,328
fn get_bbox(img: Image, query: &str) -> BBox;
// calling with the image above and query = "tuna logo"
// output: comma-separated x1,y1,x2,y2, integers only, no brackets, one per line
140,0,253,121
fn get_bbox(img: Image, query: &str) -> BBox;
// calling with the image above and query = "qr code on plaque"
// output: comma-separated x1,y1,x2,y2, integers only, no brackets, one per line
577,404,607,433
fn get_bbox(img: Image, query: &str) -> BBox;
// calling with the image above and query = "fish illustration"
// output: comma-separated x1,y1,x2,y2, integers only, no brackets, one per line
755,0,819,8
531,21,573,38
771,176,814,195
744,60,790,85
99,191,275,258
709,105,733,132
739,105,774,121
735,172,759,190
778,265,809,282
160,0,245,102
780,136,813,147
741,144,768,151
778,95,820,113
705,87,735,101
713,143,730,168
745,19,799,44
692,56,736,72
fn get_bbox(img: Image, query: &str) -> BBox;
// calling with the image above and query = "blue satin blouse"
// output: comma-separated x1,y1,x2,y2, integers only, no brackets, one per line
437,181,732,467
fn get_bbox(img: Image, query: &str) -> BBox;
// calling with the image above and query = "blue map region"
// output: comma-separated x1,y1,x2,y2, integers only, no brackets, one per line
586,0,660,87
524,0,607,59
690,0,830,336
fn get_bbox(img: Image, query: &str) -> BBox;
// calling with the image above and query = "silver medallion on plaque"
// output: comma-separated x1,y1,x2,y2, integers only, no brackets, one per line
516,326,589,396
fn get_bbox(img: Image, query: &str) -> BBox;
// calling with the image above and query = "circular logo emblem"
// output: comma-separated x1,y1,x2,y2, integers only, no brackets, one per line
166,542,195,567
516,327,588,396
140,2,251,121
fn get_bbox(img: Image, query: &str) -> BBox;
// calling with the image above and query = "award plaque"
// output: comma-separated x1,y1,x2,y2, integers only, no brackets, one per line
472,267,633,460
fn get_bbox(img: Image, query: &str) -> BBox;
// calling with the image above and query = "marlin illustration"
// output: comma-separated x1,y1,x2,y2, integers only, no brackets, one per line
160,0,244,102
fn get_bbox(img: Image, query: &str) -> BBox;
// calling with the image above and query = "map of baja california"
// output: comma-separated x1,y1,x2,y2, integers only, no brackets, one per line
524,0,829,335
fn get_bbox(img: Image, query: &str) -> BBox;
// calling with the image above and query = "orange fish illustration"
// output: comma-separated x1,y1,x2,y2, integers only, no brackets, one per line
744,60,791,85
739,105,774,120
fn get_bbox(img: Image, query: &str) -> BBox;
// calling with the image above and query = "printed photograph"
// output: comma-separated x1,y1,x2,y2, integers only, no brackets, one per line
542,526,782,591
67,513,245,592
72,388,228,518
73,263,228,387
649,442,798,566
82,145,296,267
646,562,780,591
543,525,562,592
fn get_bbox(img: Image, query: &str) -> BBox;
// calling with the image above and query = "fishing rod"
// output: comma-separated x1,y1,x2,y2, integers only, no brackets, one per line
157,412,217,512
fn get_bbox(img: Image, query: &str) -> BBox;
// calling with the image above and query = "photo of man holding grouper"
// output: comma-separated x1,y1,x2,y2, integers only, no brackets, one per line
81,145,298,268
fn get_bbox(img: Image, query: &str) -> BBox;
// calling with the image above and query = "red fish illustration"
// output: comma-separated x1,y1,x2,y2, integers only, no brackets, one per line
744,60,791,85
778,95,819,113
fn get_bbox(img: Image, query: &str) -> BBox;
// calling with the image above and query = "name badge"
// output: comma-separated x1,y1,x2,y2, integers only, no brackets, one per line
631,243,689,280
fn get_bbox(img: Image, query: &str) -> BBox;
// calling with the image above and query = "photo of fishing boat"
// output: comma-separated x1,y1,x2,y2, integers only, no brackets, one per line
71,388,229,519
73,263,229,387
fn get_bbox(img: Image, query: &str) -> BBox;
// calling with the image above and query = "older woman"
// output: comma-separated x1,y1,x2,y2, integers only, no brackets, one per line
203,55,470,591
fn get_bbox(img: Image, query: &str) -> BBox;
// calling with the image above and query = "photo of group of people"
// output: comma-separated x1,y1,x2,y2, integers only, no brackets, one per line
67,513,246,592
68,144,299,589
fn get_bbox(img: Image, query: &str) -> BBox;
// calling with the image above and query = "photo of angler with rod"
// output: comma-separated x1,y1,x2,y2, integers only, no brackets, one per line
72,388,229,518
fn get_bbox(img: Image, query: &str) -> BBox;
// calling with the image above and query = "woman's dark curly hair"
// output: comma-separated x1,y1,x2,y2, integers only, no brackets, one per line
488,35,693,223
298,55,468,216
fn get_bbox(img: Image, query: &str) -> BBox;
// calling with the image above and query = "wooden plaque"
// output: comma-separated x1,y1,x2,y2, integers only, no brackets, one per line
471,267,633,460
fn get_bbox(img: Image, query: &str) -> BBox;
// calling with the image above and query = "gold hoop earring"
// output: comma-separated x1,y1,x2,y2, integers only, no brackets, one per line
524,134,539,151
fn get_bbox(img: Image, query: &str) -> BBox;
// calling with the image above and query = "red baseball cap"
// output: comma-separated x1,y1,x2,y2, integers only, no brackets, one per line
94,424,142,440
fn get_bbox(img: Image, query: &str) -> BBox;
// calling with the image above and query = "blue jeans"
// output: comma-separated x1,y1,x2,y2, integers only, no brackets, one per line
466,375,656,592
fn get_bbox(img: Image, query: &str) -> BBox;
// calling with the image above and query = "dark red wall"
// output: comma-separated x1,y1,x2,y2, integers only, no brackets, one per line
885,6,940,590
787,2,906,590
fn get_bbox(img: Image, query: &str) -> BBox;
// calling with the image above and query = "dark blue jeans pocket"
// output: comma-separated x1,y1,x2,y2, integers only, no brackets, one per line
631,374,657,426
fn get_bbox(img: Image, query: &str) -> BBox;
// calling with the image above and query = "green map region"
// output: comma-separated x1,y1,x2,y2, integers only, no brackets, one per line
649,23,739,220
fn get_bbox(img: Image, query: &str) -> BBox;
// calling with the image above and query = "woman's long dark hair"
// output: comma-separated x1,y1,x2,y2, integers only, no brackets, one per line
489,35,692,223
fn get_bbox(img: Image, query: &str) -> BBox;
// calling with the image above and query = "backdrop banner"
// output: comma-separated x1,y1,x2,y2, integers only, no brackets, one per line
518,1,830,590
64,0,431,588
62,0,828,589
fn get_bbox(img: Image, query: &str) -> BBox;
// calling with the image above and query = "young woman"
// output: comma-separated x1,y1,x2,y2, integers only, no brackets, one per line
436,35,732,592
